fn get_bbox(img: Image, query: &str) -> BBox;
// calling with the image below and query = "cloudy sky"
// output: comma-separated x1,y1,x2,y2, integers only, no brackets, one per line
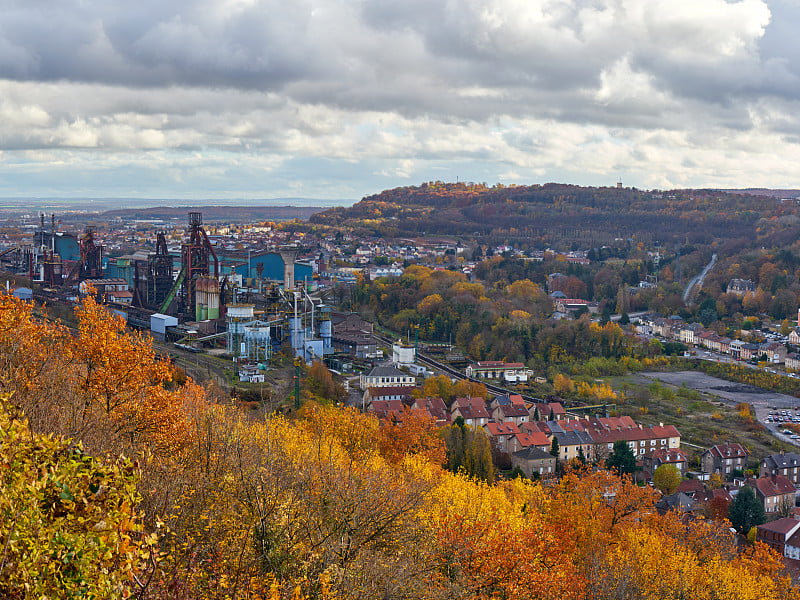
0,0,799,201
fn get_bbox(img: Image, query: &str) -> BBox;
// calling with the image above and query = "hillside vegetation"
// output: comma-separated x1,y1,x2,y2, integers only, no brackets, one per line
0,292,798,599
311,182,792,248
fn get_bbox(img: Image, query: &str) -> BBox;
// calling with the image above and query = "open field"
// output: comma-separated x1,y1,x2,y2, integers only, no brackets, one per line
601,371,795,468
640,371,800,409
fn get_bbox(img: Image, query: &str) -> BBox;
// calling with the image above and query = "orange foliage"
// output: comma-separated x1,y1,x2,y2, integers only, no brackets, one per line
377,406,446,466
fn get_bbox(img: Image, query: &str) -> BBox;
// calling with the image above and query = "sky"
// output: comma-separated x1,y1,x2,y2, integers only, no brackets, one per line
1,0,799,202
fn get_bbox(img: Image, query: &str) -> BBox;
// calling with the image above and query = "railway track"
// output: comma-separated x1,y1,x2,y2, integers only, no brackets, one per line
373,333,544,403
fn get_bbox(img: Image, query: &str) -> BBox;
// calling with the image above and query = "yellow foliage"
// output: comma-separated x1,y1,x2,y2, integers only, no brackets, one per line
575,381,618,401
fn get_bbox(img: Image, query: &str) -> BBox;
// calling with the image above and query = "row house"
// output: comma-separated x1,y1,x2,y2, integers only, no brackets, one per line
786,353,800,372
536,401,566,420
491,403,529,426
701,443,749,475
580,418,681,459
762,341,787,364
679,323,703,346
553,430,594,462
760,452,800,485
490,417,680,466
489,393,526,411
451,397,491,428
651,317,681,339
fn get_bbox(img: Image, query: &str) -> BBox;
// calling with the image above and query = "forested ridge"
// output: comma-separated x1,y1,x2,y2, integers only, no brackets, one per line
1,292,799,599
311,182,788,247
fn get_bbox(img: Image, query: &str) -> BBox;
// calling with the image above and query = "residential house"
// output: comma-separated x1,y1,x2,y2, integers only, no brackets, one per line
746,475,796,514
484,421,521,454
694,487,732,509
411,397,450,426
760,452,800,486
741,343,761,361
359,364,416,389
552,430,594,462
510,430,551,454
701,443,749,476
784,528,800,561
451,398,491,428
368,399,404,421
676,479,705,497
786,353,800,372
535,401,567,421
641,448,688,480
655,492,695,516
790,328,800,347
492,403,530,426
762,341,787,364
511,447,557,479
489,394,526,411
756,518,800,556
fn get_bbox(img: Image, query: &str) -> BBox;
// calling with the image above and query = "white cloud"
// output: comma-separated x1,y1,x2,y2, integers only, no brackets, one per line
0,0,799,198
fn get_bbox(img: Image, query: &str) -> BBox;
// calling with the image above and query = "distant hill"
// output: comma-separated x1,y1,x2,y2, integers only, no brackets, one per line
311,182,786,249
723,188,800,199
100,205,325,222
0,197,352,218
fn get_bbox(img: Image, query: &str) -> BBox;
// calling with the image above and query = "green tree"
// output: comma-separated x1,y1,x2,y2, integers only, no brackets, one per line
550,436,560,457
728,485,765,534
606,440,637,476
576,445,586,464
0,397,144,599
653,464,682,495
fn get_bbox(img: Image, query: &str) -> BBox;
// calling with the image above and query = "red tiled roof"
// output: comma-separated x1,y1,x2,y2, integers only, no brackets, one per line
454,397,487,410
758,517,800,536
497,404,529,418
514,431,549,448
485,422,521,436
676,479,704,495
748,475,796,498
453,404,490,420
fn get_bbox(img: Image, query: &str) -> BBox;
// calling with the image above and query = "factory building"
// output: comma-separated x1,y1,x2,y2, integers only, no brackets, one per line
233,252,313,286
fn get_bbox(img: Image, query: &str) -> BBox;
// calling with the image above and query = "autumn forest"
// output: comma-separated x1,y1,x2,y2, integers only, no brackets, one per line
1,291,798,599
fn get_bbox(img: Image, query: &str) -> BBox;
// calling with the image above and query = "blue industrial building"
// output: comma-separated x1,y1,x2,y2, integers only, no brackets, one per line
37,232,80,262
233,253,313,284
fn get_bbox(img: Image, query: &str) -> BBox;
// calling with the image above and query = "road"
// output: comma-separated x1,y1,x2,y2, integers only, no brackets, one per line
683,253,717,303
